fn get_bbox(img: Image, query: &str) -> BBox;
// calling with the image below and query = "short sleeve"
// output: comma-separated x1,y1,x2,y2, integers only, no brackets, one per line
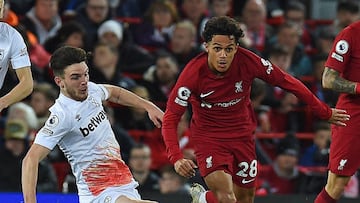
9,28,31,69
34,110,70,150
325,27,352,73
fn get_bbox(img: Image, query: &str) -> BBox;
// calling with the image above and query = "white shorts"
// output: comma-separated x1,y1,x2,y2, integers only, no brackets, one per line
79,180,141,203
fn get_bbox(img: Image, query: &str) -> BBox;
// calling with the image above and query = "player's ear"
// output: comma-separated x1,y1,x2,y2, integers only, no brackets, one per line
203,42,209,52
54,76,64,88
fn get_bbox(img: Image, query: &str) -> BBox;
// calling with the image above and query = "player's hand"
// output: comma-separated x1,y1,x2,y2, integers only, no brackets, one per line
147,104,164,128
174,158,198,178
328,108,350,126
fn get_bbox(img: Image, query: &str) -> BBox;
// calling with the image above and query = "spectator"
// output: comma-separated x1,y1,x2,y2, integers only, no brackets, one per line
141,50,180,111
7,102,39,131
29,83,58,127
180,0,210,45
168,20,202,70
258,133,301,194
131,0,179,51
284,1,315,54
90,41,137,90
0,119,58,192
128,143,160,195
251,78,271,133
43,20,86,54
20,0,62,45
158,165,190,196
98,19,155,75
121,85,170,171
209,0,232,17
74,0,111,51
314,26,337,55
270,21,312,77
304,54,338,107
333,0,360,34
300,121,331,167
241,0,273,53
9,24,51,85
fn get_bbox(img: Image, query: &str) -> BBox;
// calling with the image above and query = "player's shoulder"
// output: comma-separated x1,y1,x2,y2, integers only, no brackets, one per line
0,22,18,36
234,47,262,66
88,81,108,99
344,21,360,34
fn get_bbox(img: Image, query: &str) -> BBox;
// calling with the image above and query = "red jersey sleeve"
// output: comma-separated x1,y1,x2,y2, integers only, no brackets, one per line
162,57,200,164
325,26,353,73
243,49,332,120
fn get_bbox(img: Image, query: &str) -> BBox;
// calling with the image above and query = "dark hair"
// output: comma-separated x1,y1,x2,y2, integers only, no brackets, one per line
286,1,306,15
337,0,359,14
33,83,58,101
145,0,179,23
276,132,300,157
202,16,244,44
268,43,290,57
313,121,331,132
155,49,178,66
50,46,88,77
94,41,118,54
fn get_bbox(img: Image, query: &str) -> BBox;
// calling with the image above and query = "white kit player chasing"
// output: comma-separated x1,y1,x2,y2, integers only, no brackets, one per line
0,0,33,112
21,46,163,203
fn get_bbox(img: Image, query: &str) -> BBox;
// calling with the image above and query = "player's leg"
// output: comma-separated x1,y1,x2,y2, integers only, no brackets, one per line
203,170,237,203
314,171,350,203
315,114,359,203
233,184,255,203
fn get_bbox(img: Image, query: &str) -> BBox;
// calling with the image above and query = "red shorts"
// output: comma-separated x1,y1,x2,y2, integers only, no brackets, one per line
329,108,360,176
193,137,257,188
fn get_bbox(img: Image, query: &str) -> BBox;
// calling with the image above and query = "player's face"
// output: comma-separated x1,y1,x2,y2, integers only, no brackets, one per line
205,35,237,75
57,62,89,101
0,0,4,19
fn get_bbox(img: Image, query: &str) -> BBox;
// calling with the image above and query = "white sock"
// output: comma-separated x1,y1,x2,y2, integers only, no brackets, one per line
199,191,207,203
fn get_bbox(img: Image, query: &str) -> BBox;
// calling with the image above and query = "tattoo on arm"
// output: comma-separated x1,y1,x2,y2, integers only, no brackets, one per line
323,68,356,94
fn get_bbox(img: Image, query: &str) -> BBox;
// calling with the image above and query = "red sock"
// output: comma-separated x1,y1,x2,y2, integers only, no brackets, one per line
314,188,337,203
205,191,218,203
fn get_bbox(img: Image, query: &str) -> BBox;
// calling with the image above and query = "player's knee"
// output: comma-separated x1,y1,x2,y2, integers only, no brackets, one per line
215,191,237,203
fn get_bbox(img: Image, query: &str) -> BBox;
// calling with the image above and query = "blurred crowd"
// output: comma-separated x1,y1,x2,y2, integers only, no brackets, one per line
1,0,360,201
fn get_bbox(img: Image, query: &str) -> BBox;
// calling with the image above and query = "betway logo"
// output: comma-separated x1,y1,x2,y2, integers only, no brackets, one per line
79,110,107,137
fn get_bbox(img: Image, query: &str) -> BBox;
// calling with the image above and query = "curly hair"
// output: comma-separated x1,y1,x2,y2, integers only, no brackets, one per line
202,16,244,44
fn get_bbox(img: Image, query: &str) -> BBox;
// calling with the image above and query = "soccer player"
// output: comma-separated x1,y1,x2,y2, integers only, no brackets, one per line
0,0,33,112
162,16,350,203
314,20,360,203
21,46,162,203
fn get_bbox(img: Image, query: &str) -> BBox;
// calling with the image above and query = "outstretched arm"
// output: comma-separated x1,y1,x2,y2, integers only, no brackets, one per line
322,67,358,94
103,84,163,128
22,144,51,203
0,67,33,112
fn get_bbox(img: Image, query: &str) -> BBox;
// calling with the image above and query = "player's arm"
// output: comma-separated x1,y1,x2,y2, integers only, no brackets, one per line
322,67,358,94
22,144,51,203
0,67,33,112
103,84,163,128
162,108,197,178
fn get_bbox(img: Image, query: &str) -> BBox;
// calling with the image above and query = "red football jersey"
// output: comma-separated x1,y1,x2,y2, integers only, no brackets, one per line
325,21,360,109
162,47,331,164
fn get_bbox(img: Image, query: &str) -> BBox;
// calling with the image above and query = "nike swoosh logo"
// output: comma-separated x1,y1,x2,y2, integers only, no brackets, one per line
241,178,255,184
200,91,215,98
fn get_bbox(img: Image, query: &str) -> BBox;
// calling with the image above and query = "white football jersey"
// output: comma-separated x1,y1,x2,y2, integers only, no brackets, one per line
0,22,31,88
34,82,133,197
